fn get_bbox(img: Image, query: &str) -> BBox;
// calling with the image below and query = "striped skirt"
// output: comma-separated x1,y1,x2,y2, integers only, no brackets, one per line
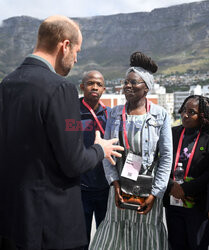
90,187,168,250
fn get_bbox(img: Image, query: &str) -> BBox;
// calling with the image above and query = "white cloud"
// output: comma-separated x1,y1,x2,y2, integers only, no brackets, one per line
0,0,204,23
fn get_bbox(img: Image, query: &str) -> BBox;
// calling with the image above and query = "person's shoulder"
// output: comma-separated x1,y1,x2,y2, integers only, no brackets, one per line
54,78,77,94
106,106,111,112
46,71,73,87
106,106,112,115
201,129,209,140
44,72,75,89
25,58,74,90
149,102,167,116
172,125,183,133
79,97,86,112
42,75,78,101
110,105,123,117
150,102,165,111
79,97,83,104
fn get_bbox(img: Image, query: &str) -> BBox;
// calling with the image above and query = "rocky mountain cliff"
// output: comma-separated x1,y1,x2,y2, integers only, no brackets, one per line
0,0,209,82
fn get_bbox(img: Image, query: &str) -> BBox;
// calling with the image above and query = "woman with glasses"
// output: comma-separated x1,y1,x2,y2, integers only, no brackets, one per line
90,51,172,250
163,95,209,250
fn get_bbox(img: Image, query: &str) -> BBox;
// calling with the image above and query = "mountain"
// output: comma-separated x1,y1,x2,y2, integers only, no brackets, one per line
0,0,209,83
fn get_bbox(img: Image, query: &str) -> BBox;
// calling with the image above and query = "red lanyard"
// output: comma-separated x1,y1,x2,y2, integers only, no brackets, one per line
173,128,201,180
82,98,107,135
98,100,108,118
122,99,151,150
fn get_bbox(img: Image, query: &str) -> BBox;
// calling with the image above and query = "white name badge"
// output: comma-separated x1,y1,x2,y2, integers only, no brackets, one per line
170,195,183,207
121,152,142,181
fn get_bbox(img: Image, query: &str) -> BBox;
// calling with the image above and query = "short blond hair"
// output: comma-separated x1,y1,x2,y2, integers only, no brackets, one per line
36,15,80,52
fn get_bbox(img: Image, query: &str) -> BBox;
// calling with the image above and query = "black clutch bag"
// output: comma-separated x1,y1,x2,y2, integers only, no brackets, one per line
120,174,153,198
116,129,157,211
119,171,154,211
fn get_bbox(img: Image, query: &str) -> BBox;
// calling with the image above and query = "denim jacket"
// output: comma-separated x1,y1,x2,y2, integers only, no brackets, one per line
103,101,173,198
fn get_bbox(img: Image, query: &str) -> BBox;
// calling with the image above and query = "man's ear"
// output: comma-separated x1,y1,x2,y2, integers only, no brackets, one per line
62,39,70,54
80,83,84,91
102,87,106,94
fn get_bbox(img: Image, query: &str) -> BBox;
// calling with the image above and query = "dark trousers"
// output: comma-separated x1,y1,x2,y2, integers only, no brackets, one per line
81,188,109,250
198,219,209,250
0,236,16,250
17,247,84,250
166,205,207,250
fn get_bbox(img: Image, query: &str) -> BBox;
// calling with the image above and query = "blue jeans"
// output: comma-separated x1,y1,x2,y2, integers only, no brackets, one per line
81,188,109,250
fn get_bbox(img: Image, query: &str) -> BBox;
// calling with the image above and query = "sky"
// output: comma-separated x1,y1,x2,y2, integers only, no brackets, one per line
0,0,204,24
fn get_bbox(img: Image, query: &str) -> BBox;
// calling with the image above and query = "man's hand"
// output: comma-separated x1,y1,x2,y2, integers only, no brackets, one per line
94,131,124,165
170,182,185,199
137,194,156,215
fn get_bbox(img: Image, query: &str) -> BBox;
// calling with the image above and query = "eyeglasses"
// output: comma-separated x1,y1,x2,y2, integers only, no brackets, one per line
123,79,146,86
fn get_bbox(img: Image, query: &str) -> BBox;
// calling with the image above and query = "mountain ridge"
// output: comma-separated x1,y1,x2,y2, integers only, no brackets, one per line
0,0,209,83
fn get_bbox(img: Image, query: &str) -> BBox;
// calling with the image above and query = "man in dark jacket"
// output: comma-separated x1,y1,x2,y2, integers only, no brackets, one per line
80,71,110,249
0,15,123,250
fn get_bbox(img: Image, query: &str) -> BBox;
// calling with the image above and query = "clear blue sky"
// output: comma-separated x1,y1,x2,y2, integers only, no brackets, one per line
0,0,204,23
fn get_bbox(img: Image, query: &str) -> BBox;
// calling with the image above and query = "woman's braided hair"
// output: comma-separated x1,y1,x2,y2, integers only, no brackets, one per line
130,51,158,73
178,95,209,131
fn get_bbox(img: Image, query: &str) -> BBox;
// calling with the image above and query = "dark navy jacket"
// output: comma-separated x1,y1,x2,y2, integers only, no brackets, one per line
0,57,104,250
80,97,111,191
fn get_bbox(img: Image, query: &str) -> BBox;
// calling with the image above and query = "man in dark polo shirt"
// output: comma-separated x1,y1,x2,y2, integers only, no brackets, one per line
80,71,110,249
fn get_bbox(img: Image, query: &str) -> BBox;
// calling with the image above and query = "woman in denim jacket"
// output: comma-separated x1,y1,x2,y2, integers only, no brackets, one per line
90,51,172,250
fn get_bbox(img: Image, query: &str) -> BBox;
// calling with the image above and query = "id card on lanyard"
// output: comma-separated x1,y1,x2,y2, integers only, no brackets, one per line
170,196,184,207
173,128,201,181
121,152,142,181
82,98,107,135
170,128,201,207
